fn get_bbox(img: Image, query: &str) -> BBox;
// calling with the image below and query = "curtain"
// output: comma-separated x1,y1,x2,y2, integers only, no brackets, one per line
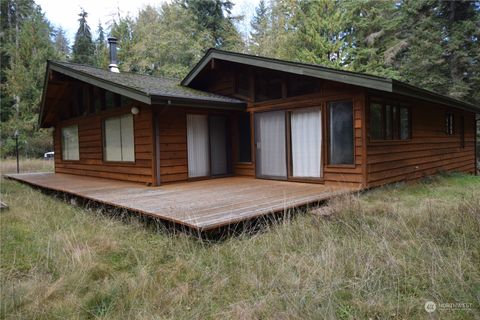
255,111,287,178
61,125,79,160
104,114,134,162
120,114,135,161
187,114,210,177
291,109,322,178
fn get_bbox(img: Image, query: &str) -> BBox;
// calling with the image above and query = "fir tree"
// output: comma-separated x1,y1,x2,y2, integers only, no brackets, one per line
72,9,94,64
182,0,243,50
54,27,70,60
93,21,107,68
249,0,269,55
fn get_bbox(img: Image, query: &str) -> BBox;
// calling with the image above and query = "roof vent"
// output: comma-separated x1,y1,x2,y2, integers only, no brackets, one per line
107,37,120,73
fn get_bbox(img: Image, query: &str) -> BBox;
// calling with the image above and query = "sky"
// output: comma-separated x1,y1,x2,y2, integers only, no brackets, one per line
36,0,260,42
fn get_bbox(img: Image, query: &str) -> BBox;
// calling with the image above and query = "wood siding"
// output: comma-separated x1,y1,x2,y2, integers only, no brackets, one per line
366,100,476,187
54,104,155,184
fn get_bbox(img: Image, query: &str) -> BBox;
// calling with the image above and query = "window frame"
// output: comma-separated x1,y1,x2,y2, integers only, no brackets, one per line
102,113,136,163
61,124,80,161
326,99,355,168
445,112,455,135
368,99,412,143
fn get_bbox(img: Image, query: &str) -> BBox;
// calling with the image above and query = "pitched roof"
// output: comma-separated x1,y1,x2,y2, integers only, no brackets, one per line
182,49,480,113
48,60,245,107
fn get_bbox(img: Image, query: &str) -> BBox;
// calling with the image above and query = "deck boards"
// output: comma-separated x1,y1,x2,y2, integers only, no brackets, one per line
4,173,353,231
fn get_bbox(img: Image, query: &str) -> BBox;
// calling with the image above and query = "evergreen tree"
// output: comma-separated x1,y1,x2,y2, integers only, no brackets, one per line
72,9,94,64
343,0,401,78
249,0,269,55
54,27,70,60
181,0,243,50
1,1,57,156
93,21,108,68
293,0,350,68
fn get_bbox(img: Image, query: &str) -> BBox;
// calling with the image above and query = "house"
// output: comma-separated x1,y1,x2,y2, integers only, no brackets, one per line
8,38,479,231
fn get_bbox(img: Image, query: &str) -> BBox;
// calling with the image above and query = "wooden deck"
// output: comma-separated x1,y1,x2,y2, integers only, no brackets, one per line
4,173,354,231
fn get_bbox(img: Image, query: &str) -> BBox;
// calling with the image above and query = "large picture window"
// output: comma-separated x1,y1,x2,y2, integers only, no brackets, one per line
328,101,354,165
370,102,410,140
103,114,135,162
61,125,79,160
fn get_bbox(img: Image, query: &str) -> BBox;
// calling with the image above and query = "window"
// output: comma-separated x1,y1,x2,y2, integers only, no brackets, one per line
328,101,354,165
237,113,252,162
255,71,283,102
235,72,250,97
61,125,79,160
103,114,135,162
446,113,455,135
369,102,410,140
287,75,318,97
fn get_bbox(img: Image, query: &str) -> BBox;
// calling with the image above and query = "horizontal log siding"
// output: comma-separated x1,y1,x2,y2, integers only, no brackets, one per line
366,102,476,187
54,104,154,184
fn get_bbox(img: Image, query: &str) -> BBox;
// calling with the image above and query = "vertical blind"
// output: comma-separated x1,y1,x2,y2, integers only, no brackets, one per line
187,114,210,177
61,125,79,160
104,114,135,162
255,111,287,178
291,109,322,178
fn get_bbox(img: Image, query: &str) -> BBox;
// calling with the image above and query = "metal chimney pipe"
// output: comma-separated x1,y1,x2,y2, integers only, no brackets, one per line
107,37,120,73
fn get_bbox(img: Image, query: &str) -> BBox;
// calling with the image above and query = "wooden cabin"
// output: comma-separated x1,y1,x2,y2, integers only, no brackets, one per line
39,49,479,191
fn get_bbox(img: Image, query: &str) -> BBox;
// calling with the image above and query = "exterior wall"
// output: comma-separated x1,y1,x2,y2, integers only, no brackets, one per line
54,103,155,184
366,98,476,187
156,106,236,184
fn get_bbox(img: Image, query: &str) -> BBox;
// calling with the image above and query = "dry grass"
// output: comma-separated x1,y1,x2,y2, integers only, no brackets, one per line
1,173,479,319
0,158,54,175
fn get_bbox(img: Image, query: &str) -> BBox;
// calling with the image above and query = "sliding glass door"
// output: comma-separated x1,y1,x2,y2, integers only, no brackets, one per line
187,114,210,178
290,109,322,178
187,114,230,179
254,108,323,181
255,111,287,179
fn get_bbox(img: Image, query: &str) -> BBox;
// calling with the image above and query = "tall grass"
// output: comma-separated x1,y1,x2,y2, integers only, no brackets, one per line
0,158,54,175
1,173,479,319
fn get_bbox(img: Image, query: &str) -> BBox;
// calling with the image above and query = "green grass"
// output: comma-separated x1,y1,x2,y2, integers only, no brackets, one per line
1,173,479,319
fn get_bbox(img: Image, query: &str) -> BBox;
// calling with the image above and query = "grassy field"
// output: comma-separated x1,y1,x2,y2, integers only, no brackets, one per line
0,158,54,175
1,170,479,319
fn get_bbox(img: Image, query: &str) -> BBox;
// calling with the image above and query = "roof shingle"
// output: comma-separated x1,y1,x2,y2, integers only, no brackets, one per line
50,61,244,105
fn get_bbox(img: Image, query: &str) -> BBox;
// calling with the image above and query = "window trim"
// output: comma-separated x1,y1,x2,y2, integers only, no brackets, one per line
102,113,136,164
368,99,412,143
325,99,356,168
61,124,80,161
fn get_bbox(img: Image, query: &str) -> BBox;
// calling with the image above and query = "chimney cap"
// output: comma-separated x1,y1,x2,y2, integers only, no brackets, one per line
107,36,117,42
